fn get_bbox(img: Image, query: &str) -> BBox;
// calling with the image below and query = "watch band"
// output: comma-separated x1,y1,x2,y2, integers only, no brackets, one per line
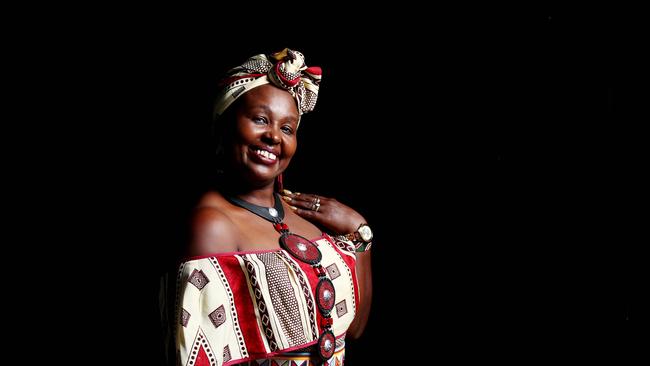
332,235,373,253
343,232,358,242
336,224,373,252
354,241,372,252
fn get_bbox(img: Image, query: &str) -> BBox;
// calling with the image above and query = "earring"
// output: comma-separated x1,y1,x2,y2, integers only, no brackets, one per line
275,173,284,193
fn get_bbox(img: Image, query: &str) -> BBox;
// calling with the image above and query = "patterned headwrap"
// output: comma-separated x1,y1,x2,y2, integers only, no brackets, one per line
213,48,322,125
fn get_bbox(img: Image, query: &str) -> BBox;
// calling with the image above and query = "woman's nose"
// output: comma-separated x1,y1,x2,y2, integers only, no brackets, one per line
262,126,281,145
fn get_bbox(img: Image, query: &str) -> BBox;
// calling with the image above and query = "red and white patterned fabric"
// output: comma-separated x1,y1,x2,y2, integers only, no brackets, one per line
175,234,358,366
242,344,346,366
213,48,322,125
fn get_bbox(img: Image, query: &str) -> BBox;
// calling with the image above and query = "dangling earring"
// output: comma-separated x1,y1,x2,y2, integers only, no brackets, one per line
274,173,284,193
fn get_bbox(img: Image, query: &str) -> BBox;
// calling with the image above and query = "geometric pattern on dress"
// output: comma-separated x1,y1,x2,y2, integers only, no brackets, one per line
181,308,191,327
332,236,356,253
175,262,187,335
326,263,340,280
336,299,347,318
257,253,308,347
188,327,217,366
175,244,357,366
248,346,345,366
209,304,226,329
335,337,346,350
324,241,356,317
210,257,248,358
188,268,210,290
243,256,279,352
277,251,318,340
222,345,231,363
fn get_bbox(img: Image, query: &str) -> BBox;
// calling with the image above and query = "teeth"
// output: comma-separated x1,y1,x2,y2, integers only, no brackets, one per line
255,149,277,161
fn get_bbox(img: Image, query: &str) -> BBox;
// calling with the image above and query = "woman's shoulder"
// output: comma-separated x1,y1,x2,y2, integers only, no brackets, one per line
188,191,239,255
193,190,230,220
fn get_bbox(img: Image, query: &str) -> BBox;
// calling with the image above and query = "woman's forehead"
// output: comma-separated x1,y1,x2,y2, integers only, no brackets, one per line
240,85,299,118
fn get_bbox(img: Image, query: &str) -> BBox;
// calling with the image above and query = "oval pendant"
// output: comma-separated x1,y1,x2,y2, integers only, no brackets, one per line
316,278,335,314
317,330,336,360
279,233,322,265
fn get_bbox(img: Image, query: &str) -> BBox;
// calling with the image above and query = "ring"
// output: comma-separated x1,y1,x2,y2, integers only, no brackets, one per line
313,196,320,205
312,202,321,212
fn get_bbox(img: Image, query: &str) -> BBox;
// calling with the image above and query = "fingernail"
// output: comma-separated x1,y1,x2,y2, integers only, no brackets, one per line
282,196,292,202
289,205,297,211
282,189,293,195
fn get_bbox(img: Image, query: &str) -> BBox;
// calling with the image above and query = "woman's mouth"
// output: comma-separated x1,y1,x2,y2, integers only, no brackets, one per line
250,147,278,165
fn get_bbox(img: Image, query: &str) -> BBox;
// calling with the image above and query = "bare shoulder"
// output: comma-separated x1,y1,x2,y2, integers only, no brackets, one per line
188,193,239,256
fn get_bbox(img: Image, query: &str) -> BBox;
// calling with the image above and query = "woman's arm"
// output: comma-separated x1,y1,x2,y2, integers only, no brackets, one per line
346,250,372,339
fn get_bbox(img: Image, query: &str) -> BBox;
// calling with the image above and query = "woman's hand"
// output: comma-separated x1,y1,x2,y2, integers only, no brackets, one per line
282,189,365,235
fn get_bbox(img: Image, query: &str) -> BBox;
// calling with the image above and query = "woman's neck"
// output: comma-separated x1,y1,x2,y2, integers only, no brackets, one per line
235,187,276,207
219,176,277,207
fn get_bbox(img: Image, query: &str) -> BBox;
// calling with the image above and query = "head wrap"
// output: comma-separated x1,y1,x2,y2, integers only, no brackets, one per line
213,48,322,125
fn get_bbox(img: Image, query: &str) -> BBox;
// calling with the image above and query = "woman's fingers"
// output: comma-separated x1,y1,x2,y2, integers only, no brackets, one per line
282,189,324,213
281,189,365,234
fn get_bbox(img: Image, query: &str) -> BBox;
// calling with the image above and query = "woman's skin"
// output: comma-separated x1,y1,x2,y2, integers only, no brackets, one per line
187,83,371,339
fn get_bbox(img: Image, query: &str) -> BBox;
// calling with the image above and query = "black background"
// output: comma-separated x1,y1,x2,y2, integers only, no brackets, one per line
27,8,642,364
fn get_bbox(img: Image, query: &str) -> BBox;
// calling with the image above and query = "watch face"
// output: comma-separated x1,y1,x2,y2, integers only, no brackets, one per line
358,225,373,242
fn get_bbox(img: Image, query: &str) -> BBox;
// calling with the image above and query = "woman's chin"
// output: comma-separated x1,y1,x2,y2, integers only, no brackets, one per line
244,168,280,185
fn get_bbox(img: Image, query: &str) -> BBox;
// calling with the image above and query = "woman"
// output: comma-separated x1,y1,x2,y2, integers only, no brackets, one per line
174,49,372,365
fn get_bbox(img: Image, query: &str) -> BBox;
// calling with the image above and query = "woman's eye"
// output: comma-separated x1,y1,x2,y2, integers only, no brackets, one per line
281,126,294,135
253,116,267,124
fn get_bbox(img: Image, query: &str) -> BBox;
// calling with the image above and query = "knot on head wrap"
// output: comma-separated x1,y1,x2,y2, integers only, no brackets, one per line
213,48,322,125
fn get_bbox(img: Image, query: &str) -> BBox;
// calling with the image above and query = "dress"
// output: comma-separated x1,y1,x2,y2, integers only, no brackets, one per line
173,234,359,366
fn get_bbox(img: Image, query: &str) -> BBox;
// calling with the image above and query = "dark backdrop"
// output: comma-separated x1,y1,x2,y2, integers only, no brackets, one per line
48,10,639,364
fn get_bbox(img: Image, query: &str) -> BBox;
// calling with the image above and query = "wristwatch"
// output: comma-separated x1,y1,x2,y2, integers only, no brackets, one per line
343,223,373,252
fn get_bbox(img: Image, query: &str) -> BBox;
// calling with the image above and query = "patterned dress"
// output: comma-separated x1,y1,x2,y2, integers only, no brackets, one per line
173,234,359,366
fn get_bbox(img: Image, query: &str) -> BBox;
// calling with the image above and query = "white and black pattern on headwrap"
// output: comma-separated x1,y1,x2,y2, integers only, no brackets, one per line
213,48,322,125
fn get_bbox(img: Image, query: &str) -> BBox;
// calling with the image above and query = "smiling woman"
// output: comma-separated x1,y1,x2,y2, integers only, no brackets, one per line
164,49,373,366
214,85,299,201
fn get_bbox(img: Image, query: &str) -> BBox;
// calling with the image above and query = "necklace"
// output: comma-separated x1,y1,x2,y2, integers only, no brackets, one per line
225,193,336,360
226,193,285,223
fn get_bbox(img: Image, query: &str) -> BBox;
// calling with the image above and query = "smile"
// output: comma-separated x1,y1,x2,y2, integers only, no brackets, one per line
252,148,278,163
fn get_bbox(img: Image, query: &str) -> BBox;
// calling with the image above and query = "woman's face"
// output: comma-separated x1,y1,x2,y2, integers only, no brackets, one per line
225,84,299,186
